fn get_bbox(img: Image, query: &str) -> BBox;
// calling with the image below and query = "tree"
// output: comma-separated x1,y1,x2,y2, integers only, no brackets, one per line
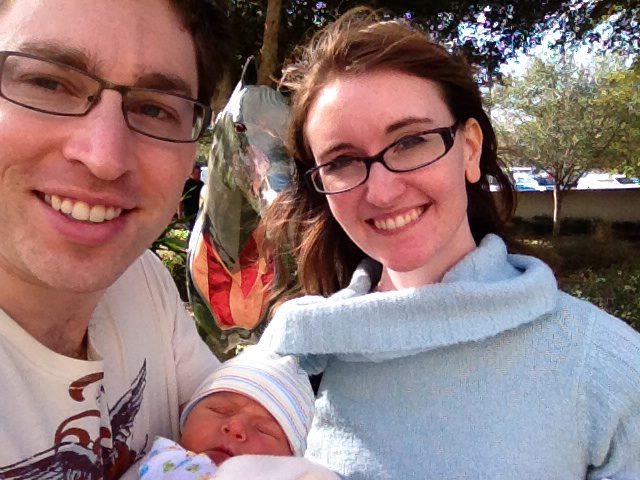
226,0,640,88
555,0,640,56
594,64,640,177
257,0,283,85
493,57,638,236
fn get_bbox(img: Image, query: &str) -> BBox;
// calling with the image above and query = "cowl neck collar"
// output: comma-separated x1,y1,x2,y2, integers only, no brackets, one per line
260,235,558,362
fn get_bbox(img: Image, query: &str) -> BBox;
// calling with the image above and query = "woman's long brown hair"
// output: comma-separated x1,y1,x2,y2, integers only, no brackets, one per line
260,7,515,312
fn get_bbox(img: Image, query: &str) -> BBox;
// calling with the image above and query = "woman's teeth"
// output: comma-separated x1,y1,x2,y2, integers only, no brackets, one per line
44,194,123,223
373,206,424,231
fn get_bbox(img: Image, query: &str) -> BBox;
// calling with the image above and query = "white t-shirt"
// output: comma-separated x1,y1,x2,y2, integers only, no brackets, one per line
0,251,219,479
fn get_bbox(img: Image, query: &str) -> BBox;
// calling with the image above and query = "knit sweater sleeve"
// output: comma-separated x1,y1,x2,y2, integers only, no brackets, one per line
580,303,640,479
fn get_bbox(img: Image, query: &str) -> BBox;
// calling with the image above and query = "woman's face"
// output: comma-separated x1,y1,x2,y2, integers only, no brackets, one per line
304,69,483,284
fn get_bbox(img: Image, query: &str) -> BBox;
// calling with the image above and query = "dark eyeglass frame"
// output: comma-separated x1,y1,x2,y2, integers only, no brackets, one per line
0,50,211,143
305,121,459,194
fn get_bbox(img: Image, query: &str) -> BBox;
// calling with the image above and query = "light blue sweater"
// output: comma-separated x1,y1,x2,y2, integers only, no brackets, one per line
259,235,640,479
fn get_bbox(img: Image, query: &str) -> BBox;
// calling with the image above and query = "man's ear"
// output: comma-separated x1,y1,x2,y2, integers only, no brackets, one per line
461,118,483,184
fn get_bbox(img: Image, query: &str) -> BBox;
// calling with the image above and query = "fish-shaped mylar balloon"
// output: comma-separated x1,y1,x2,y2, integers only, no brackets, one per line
187,57,293,359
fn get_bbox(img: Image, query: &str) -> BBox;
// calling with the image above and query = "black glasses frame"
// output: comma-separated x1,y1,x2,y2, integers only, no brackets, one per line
0,50,211,143
305,122,459,194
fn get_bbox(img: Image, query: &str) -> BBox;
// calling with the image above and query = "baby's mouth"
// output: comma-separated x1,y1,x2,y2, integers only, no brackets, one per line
206,446,234,464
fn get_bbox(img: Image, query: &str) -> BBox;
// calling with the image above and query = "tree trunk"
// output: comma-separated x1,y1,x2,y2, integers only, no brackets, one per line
211,68,233,113
257,0,282,86
552,185,563,237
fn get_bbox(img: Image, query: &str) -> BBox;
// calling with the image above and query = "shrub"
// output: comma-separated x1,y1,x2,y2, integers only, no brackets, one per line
153,219,189,301
562,266,640,331
517,233,640,332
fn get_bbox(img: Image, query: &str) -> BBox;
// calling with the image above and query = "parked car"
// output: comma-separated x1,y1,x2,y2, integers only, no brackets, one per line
534,176,555,191
576,173,640,190
200,166,209,184
514,173,547,192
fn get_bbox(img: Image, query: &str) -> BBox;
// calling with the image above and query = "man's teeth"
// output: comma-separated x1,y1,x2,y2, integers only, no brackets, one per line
44,194,122,223
373,207,424,231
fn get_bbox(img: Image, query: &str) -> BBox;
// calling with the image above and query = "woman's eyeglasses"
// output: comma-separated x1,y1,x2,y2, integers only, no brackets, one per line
306,122,459,194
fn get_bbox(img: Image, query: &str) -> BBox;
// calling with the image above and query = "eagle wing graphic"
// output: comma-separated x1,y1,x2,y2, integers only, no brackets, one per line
102,361,148,479
0,441,101,480
108,360,146,446
1,363,148,480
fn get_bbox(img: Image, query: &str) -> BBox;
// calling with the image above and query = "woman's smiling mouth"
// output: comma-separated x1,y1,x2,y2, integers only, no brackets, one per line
371,205,426,231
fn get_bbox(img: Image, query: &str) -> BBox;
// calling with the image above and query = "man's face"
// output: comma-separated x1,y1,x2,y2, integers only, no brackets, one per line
0,0,199,293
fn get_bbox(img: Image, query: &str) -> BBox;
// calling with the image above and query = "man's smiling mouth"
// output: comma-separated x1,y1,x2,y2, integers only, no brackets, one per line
43,194,124,223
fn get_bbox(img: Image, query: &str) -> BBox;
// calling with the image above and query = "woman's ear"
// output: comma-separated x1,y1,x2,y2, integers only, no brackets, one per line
461,118,483,184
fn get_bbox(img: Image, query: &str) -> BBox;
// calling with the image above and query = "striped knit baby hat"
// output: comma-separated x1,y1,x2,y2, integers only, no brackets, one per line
180,347,315,456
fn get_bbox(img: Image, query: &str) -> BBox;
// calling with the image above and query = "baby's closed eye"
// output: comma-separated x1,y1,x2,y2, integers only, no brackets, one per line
255,422,283,439
207,405,234,415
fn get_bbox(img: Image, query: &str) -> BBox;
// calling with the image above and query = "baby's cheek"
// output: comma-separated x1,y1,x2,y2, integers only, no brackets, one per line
179,424,206,453
244,435,288,456
269,436,294,456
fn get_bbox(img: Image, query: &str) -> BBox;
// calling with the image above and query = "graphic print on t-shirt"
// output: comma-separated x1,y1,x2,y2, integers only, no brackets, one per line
0,361,147,479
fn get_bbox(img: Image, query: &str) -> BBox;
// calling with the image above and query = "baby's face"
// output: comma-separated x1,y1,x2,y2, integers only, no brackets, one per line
180,391,292,465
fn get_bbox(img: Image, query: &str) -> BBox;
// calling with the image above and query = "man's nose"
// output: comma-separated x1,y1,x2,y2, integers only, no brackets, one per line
364,161,407,206
61,91,132,181
221,419,248,442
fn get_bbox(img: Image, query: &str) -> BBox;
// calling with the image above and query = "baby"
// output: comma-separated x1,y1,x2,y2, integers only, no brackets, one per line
139,347,337,479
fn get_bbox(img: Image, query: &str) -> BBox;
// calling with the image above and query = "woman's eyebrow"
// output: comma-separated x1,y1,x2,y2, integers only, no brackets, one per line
316,117,436,160
385,116,435,134
317,141,355,160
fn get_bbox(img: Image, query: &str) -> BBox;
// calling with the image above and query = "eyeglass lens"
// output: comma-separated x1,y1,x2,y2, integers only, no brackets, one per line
312,131,449,193
0,53,206,142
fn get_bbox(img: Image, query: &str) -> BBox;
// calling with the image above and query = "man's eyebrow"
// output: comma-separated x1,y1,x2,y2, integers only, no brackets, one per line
134,73,195,98
18,42,94,71
15,42,195,98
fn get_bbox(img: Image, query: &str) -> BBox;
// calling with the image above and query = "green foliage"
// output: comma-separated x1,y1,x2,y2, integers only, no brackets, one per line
152,220,189,301
594,65,640,177
227,0,640,87
564,266,640,331
493,56,639,235
152,218,189,255
197,128,213,160
563,0,640,57
494,57,635,188
519,233,640,332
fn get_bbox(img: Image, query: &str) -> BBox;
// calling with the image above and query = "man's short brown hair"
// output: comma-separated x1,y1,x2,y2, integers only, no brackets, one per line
168,0,233,104
0,0,232,104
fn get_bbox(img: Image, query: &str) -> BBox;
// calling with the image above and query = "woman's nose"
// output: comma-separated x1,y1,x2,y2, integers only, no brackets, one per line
364,161,406,206
221,420,248,442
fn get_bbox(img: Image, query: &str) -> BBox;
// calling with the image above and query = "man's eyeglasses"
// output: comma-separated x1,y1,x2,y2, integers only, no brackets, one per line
306,122,459,194
0,51,211,143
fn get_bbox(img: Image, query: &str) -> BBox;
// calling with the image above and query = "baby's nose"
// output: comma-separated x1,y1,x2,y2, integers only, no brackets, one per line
221,420,247,442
